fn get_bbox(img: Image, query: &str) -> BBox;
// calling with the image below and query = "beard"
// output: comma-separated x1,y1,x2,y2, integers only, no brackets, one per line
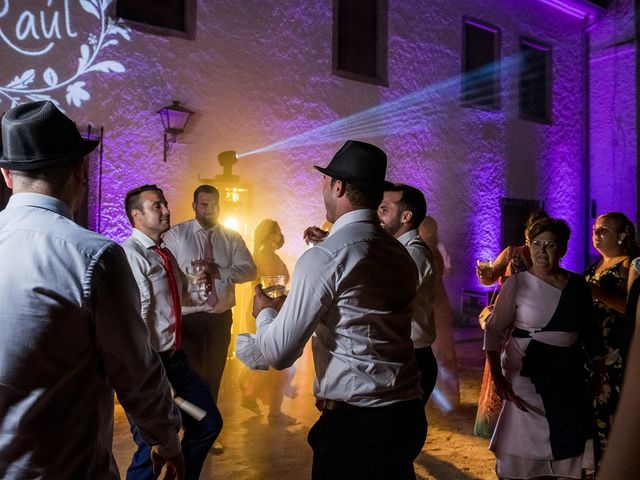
196,213,216,229
381,215,402,236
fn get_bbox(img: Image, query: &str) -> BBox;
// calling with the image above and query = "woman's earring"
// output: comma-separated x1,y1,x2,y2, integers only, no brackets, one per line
618,239,623,245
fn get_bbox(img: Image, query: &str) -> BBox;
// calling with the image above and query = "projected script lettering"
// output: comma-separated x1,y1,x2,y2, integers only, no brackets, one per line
0,0,130,109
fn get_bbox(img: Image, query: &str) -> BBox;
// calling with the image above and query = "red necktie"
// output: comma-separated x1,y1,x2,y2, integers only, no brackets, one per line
202,229,219,307
152,246,182,349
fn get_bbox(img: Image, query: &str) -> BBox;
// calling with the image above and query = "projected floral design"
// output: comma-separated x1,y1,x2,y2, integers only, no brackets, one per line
0,0,130,109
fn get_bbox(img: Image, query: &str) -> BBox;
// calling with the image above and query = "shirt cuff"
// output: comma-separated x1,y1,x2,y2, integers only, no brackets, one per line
256,307,278,329
153,434,181,458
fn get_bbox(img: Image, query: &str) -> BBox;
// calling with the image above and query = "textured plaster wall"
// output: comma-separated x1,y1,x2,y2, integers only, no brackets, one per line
588,0,637,260
0,0,592,315
382,0,588,310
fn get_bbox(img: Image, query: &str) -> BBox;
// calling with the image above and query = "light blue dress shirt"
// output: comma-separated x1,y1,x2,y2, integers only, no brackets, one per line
398,229,437,348
0,193,180,479
255,209,422,407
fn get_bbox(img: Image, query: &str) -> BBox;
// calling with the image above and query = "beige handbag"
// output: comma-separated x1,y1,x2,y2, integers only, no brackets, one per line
478,289,499,330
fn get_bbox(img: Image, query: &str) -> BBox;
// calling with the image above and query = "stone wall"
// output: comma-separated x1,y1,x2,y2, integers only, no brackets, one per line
0,0,609,316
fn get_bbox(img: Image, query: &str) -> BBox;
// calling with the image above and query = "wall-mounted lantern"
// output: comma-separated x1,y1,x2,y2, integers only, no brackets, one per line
157,100,194,162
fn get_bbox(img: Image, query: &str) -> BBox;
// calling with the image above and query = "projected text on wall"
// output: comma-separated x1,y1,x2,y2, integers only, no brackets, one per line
0,0,130,109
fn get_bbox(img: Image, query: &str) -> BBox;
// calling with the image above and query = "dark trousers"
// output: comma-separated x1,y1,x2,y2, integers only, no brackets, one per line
126,350,222,480
181,310,232,402
415,346,438,406
308,399,427,480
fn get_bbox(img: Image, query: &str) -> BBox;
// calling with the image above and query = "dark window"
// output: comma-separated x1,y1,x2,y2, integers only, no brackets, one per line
519,38,551,123
461,18,501,109
333,0,388,86
115,0,195,39
500,197,543,249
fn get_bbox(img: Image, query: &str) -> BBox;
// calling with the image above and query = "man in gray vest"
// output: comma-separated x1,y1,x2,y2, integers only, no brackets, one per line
252,140,426,479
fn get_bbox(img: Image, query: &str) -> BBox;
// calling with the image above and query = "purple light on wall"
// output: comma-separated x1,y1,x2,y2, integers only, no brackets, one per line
540,145,585,272
465,117,507,291
536,0,601,19
589,44,637,259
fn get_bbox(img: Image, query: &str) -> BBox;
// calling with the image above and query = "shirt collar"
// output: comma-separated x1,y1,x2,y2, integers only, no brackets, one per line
192,219,221,235
131,228,159,248
6,192,74,220
397,229,420,246
327,209,379,238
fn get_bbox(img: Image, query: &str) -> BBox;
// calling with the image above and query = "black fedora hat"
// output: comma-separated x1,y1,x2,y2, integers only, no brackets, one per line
0,101,99,171
314,140,391,188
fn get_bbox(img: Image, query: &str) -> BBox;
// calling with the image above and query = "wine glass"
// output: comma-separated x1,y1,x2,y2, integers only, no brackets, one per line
185,264,207,293
476,258,493,279
260,275,286,298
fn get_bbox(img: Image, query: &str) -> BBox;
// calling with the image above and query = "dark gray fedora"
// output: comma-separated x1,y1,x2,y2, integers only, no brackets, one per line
314,140,391,189
0,101,99,171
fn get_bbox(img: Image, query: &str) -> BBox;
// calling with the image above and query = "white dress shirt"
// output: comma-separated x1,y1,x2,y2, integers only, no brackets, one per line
0,193,180,479
122,228,185,352
255,209,422,407
398,229,437,348
163,219,256,314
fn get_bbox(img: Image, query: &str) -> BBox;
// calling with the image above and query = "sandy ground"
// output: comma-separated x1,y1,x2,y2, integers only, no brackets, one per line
113,332,497,479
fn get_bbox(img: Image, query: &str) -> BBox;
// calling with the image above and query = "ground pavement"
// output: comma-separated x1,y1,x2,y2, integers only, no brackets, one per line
113,330,497,479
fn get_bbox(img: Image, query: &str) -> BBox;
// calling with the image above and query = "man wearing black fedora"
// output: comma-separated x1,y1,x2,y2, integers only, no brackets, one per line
251,140,427,479
0,101,184,479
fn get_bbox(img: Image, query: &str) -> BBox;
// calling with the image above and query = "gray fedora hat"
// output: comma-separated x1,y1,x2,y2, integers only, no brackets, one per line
314,140,391,189
0,101,99,171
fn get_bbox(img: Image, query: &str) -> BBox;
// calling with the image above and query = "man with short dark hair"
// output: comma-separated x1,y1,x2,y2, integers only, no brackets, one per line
252,140,426,479
0,101,184,479
122,184,222,480
378,183,438,407
163,185,256,408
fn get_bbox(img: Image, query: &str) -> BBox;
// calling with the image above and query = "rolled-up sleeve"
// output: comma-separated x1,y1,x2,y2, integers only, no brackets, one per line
90,244,181,455
484,274,517,352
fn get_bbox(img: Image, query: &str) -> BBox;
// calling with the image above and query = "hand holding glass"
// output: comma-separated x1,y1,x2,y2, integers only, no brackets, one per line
476,259,493,279
261,275,286,298
185,264,207,293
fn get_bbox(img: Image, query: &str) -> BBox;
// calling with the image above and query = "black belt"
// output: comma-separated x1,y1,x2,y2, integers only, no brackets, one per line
512,327,537,338
316,398,419,412
316,399,362,412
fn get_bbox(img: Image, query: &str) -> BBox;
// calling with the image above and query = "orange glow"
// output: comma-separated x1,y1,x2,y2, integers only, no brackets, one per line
222,215,242,233
225,187,248,204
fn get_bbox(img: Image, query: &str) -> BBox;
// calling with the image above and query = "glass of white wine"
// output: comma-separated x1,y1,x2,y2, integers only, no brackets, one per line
185,264,207,293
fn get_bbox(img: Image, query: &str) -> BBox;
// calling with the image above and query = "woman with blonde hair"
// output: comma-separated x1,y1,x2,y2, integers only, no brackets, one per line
240,219,297,424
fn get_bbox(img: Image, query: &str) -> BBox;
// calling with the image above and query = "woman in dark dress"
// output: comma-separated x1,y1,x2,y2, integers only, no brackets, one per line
584,212,637,459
